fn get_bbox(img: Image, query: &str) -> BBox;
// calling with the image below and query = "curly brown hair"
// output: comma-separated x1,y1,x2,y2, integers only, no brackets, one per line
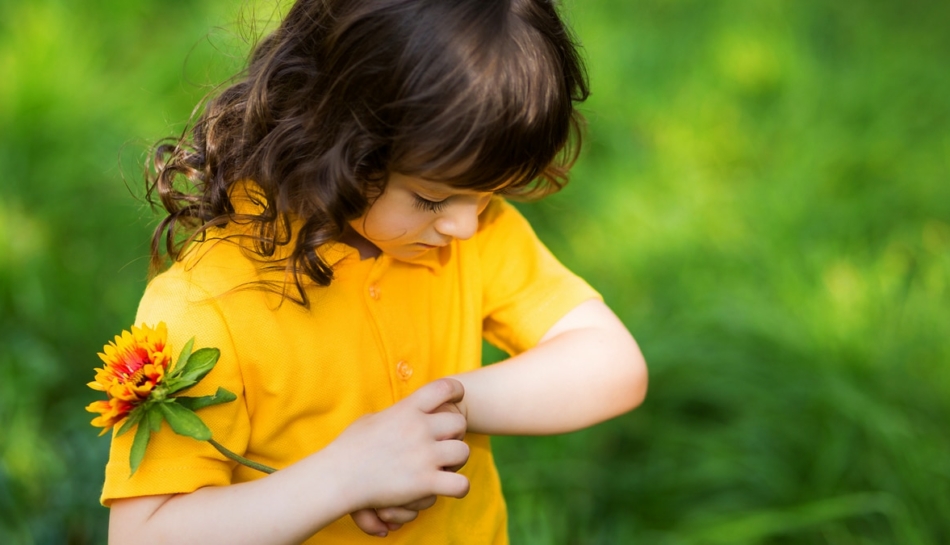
147,0,589,305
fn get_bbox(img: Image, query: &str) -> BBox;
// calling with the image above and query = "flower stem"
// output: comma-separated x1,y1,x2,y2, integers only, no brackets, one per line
207,438,276,474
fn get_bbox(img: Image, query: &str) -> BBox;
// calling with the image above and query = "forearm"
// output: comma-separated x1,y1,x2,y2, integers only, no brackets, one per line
109,447,357,545
455,301,647,435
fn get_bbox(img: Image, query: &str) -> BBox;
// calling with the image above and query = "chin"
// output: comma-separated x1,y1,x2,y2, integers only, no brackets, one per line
389,246,432,261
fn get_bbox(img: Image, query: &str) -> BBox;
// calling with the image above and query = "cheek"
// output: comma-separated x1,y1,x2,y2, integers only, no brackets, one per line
363,205,427,241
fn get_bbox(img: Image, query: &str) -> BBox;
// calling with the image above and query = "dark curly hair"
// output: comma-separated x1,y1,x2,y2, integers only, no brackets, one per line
147,0,589,305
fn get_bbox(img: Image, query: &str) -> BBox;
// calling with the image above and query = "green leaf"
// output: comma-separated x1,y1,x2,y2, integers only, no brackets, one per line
163,377,198,396
176,387,237,412
147,406,164,432
170,336,195,376
177,347,221,388
129,418,152,476
159,402,212,441
117,406,145,437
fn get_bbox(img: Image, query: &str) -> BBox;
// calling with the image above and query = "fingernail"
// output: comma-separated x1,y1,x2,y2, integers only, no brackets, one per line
376,532,388,538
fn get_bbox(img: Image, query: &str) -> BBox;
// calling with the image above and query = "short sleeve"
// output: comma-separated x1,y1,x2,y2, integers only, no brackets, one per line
478,199,601,355
100,271,251,506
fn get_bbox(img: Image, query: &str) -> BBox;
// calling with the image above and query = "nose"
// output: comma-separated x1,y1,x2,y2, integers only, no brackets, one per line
434,202,480,241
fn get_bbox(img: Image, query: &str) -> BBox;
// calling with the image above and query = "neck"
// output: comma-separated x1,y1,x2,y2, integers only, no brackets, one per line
339,225,381,260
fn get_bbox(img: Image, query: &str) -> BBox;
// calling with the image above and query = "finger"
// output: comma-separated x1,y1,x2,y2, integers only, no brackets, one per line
407,378,464,413
434,439,470,472
427,411,467,441
430,401,463,416
430,471,470,499
351,508,390,537
401,495,437,511
376,506,420,525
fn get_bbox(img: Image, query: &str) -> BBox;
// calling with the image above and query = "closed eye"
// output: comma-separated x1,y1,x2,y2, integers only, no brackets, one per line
412,194,448,213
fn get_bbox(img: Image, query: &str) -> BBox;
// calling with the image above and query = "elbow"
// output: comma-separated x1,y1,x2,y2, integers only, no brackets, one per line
626,349,648,412
609,335,648,417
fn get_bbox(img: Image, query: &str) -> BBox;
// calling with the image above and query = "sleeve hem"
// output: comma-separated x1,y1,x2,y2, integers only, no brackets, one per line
100,462,235,507
484,281,602,355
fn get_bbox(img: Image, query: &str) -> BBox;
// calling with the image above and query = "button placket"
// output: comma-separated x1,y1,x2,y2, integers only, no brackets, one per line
360,259,398,399
363,255,419,401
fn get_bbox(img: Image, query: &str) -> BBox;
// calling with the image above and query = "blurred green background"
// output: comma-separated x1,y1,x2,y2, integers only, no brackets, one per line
1,0,948,543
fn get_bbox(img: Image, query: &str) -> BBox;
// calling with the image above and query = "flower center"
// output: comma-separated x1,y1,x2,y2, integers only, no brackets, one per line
127,368,148,387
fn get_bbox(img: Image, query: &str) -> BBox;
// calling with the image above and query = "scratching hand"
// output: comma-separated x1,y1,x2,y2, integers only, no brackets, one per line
343,378,470,537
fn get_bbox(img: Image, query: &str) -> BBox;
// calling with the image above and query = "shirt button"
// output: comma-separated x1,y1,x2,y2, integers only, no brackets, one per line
396,360,413,380
368,285,380,300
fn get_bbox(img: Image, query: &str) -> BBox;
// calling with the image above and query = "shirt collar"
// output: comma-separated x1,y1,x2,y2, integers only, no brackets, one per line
317,241,355,268
405,246,445,271
317,241,445,272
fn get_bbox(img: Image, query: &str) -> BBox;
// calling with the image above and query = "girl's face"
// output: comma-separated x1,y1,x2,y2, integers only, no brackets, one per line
348,173,494,261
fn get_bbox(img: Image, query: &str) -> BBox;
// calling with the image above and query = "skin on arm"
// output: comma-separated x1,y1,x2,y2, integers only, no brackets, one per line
109,379,470,545
453,299,648,435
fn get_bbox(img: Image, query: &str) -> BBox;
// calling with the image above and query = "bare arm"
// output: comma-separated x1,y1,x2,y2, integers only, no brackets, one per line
109,379,471,545
454,299,647,435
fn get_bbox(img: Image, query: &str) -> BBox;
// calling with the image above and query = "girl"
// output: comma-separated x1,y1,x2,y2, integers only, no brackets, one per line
102,0,647,543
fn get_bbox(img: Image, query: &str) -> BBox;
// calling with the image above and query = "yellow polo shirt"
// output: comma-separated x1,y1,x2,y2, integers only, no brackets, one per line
101,191,600,544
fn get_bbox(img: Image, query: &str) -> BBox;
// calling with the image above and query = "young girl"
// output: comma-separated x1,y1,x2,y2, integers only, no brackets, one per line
102,0,647,543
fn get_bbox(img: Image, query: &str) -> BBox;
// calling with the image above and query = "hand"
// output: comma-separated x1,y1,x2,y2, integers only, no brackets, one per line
325,379,470,536
345,379,470,537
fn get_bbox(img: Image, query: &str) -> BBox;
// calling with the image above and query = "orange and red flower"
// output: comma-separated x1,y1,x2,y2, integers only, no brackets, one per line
86,322,172,434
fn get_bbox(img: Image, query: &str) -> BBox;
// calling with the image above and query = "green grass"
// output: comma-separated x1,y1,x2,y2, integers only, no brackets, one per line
2,0,948,543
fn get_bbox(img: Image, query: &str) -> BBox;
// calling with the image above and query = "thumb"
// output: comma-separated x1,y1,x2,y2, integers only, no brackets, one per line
406,378,464,413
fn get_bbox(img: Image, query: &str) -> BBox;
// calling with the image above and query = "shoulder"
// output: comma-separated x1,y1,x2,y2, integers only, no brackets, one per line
474,196,601,353
159,225,280,296
137,231,276,327
474,197,536,250
477,196,524,230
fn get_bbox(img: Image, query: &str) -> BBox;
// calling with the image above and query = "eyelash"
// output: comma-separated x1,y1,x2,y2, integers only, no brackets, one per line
413,194,448,213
